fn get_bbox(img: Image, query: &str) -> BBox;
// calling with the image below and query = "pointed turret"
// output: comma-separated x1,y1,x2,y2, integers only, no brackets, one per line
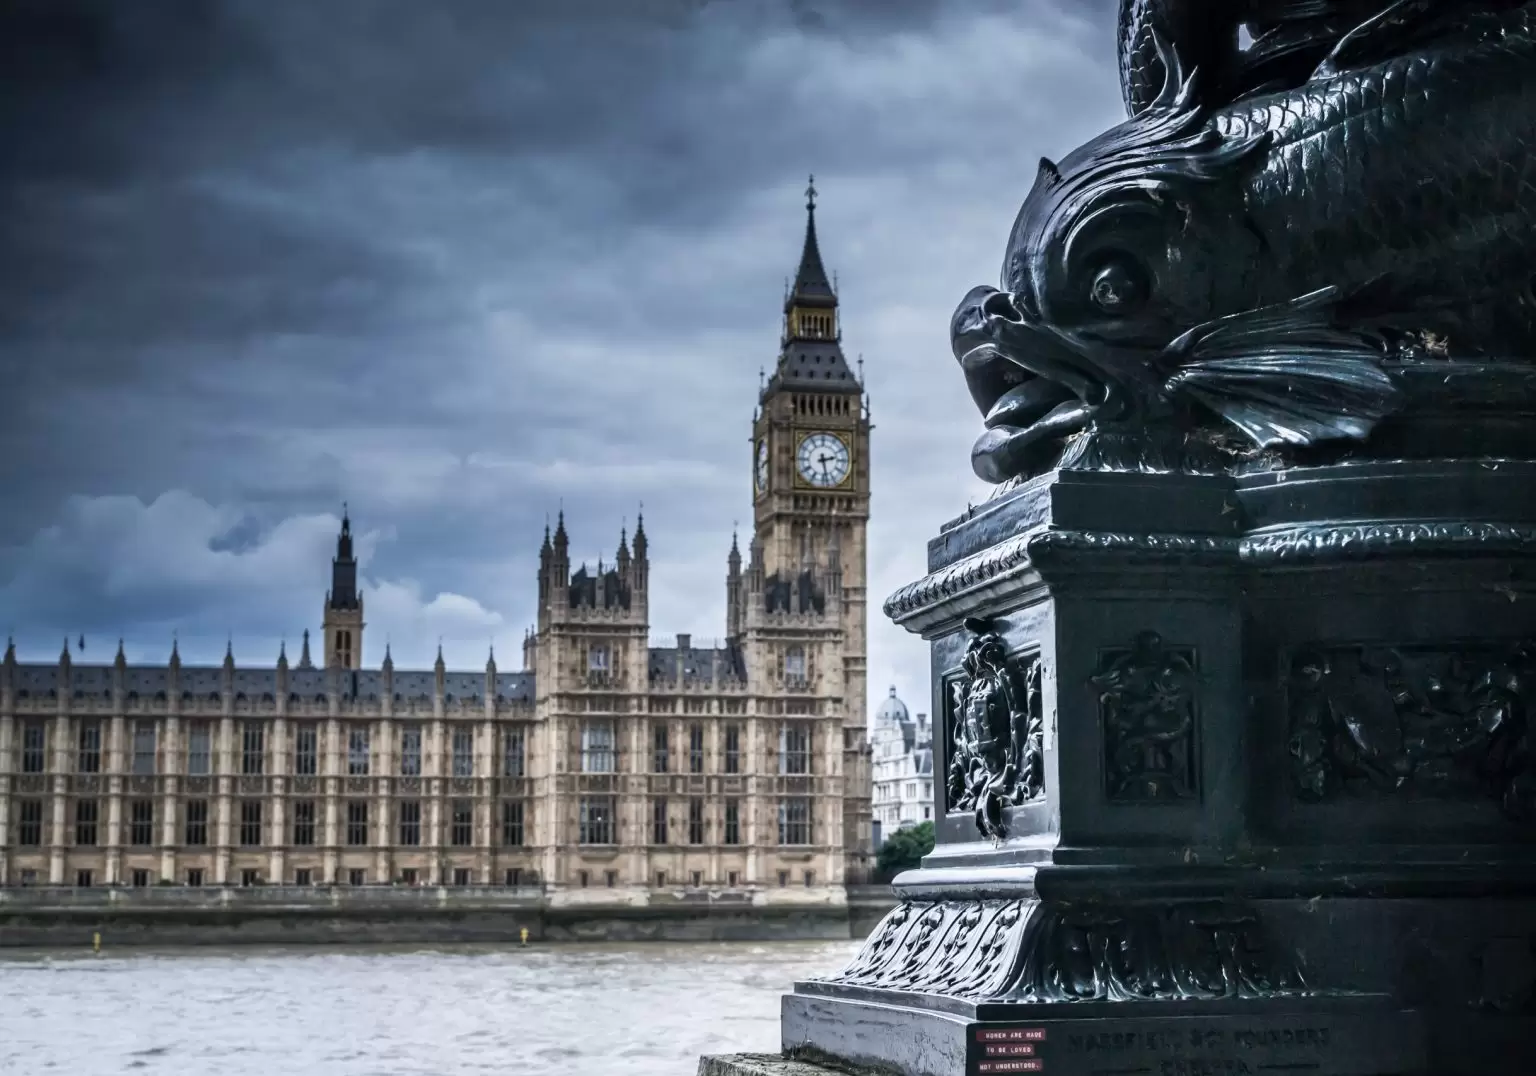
115,638,127,669
486,644,497,675
553,511,569,556
323,506,365,669
223,638,235,670
169,635,181,667
632,510,647,563
382,641,393,671
726,528,744,640
277,639,289,670
298,629,313,669
4,636,15,666
329,505,359,609
59,636,72,666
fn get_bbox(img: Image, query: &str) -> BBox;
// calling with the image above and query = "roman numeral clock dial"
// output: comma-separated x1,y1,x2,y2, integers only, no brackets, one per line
796,432,851,488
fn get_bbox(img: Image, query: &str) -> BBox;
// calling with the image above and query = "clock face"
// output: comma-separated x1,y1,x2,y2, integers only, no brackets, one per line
796,432,851,488
755,439,769,493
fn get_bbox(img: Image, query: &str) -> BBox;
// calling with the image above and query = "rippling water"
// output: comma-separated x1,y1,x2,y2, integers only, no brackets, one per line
0,940,860,1075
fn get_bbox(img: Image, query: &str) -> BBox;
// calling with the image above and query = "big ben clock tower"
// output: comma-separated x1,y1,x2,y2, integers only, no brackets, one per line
749,176,873,876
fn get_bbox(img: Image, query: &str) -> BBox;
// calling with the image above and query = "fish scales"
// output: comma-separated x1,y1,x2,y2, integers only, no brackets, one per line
1213,5,1536,338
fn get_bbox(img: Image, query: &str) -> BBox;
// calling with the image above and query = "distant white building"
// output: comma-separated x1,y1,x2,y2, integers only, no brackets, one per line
870,687,933,848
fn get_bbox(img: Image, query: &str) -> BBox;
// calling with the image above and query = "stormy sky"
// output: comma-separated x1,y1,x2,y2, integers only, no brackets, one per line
0,0,1123,717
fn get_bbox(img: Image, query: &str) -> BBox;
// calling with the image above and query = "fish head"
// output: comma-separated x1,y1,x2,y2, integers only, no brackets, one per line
1003,150,1220,356
952,51,1272,483
951,155,1210,481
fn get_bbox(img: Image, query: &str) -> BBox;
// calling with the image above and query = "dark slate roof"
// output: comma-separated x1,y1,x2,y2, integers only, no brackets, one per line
495,673,534,703
232,670,277,696
770,342,861,394
15,667,57,696
288,668,328,698
393,671,435,699
71,666,113,696
354,670,387,700
125,667,168,696
441,672,484,702
181,668,223,695
6,661,534,704
648,643,746,686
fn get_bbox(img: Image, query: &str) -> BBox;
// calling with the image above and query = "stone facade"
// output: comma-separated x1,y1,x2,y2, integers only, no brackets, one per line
868,688,931,848
0,191,874,907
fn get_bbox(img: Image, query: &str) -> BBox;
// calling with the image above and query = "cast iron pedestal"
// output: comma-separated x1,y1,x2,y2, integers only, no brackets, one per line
783,449,1536,1076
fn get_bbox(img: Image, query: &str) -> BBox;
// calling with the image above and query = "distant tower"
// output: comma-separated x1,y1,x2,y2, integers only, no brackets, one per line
748,177,874,876
323,505,365,670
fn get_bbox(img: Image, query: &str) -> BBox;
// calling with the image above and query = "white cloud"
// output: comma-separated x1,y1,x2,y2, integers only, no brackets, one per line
0,492,512,671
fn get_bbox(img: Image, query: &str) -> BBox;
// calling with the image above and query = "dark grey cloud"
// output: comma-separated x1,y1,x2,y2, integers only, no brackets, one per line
0,0,1123,710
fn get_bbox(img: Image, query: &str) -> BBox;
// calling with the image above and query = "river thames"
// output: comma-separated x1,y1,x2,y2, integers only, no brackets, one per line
0,939,861,1075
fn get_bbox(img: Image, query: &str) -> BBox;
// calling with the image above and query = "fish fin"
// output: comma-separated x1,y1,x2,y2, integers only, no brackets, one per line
1163,291,1402,448
1312,0,1445,79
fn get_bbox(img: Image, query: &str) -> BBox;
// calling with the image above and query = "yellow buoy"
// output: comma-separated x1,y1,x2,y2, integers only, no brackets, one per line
519,926,529,946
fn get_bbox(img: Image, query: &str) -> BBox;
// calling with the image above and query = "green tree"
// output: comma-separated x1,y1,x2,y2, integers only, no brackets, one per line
876,821,935,875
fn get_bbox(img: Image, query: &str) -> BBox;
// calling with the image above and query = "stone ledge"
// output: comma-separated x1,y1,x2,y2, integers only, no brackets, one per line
698,1054,869,1076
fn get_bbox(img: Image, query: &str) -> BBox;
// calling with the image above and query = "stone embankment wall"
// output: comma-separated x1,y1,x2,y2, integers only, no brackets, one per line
0,884,895,948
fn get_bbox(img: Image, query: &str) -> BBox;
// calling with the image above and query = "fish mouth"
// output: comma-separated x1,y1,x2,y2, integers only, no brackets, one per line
951,285,1111,483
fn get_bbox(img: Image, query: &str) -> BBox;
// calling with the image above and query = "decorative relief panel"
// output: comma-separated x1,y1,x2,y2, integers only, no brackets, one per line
944,617,1044,840
1093,631,1199,802
1288,644,1536,822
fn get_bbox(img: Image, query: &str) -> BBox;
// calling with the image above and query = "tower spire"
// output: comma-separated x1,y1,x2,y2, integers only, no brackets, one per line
787,173,834,310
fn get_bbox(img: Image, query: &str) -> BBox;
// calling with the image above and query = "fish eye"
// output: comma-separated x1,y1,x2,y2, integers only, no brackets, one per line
1089,259,1147,314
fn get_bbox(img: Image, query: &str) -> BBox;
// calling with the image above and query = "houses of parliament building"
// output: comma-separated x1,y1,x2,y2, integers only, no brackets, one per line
0,185,875,905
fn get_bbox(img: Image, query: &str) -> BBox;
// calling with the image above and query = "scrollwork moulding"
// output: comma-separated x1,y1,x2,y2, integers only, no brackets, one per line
1244,522,1536,564
945,619,1044,840
884,530,1239,627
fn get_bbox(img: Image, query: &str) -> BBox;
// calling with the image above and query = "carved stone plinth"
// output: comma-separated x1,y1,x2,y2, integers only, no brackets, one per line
779,462,1536,1076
